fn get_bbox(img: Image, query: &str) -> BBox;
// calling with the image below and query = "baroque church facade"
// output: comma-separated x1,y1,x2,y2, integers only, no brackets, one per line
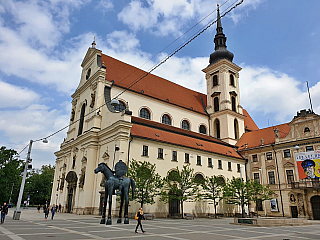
51,8,320,219
51,9,250,217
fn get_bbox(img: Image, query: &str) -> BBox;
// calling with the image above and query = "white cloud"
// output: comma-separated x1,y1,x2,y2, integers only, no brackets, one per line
239,65,311,123
0,80,40,108
95,0,114,13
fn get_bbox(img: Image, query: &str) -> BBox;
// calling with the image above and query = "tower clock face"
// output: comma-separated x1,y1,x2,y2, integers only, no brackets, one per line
86,68,91,80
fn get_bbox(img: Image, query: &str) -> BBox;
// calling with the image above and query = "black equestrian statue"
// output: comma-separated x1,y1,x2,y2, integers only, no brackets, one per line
94,160,135,225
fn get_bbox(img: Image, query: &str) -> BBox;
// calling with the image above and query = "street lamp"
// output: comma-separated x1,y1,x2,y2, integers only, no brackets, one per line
13,139,48,220
259,168,267,217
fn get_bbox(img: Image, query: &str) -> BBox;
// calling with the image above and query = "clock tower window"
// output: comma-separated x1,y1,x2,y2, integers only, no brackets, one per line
214,97,219,112
213,75,218,87
231,96,236,112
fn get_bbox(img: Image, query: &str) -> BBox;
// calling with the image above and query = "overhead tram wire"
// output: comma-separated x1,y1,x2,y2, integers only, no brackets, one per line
17,0,244,155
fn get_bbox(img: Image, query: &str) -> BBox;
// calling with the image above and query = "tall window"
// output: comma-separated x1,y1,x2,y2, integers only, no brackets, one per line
218,160,222,169
234,119,239,140
208,158,213,167
185,153,189,163
197,156,201,165
215,119,220,139
78,103,86,136
142,145,148,156
283,149,291,158
266,152,273,160
237,164,240,173
172,151,177,161
228,162,232,171
214,97,219,112
213,75,218,87
158,148,163,159
113,101,126,112
230,74,235,86
181,120,190,130
140,108,150,120
231,96,236,112
194,174,204,184
268,171,275,185
252,154,258,162
162,114,171,125
254,173,260,183
199,125,207,134
286,170,294,183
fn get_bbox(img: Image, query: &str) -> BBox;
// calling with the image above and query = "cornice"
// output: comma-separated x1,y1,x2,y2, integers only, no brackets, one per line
202,59,242,74
210,109,246,119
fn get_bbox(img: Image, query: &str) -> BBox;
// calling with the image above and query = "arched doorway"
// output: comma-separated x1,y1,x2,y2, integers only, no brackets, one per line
66,171,77,213
311,195,320,220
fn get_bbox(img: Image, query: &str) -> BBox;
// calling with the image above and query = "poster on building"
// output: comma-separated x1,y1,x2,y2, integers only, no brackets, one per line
270,199,279,212
295,150,320,179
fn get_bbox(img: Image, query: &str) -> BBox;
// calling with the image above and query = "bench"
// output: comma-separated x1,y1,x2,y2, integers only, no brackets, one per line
144,213,154,220
184,213,195,220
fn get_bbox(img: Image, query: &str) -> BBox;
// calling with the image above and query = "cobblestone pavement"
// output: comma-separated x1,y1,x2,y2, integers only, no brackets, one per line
1,208,320,240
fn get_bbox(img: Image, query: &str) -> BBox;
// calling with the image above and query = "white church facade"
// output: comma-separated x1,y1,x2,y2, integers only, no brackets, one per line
50,9,257,217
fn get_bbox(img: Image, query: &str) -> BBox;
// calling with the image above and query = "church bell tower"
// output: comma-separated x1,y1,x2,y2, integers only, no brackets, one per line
202,4,245,145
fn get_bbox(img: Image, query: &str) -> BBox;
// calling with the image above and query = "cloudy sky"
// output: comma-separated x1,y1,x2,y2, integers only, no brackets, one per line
1,0,320,168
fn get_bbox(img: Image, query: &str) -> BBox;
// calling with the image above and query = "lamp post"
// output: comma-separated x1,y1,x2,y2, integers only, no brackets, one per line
271,144,285,218
259,168,267,217
13,139,48,220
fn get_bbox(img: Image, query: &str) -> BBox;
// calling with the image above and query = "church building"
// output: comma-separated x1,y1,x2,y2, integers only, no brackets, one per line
50,7,252,217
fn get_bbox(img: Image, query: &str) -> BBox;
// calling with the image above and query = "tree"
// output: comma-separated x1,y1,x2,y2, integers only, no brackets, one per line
247,180,274,216
24,164,55,205
159,165,198,219
127,159,162,208
0,146,23,205
197,175,225,217
222,177,251,218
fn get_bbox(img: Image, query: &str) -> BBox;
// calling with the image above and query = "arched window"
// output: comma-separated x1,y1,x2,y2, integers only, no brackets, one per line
234,119,239,140
78,103,86,136
230,74,235,86
231,96,236,112
194,174,204,184
113,101,126,112
215,119,220,139
199,125,207,134
162,114,171,125
140,108,150,120
214,97,219,112
213,75,218,87
181,120,190,130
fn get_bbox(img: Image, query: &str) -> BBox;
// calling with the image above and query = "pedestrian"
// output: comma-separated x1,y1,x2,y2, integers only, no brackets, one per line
135,207,146,234
44,204,49,220
58,203,61,213
37,204,41,213
0,203,9,224
51,204,57,220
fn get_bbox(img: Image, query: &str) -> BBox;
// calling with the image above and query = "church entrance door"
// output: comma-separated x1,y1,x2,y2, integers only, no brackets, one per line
66,171,77,213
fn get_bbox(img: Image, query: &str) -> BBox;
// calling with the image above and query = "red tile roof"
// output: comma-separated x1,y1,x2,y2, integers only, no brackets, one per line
101,54,207,115
243,109,259,131
236,123,290,150
131,117,243,159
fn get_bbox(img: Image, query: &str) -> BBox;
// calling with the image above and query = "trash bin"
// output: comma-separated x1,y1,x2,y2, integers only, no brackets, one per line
13,210,21,220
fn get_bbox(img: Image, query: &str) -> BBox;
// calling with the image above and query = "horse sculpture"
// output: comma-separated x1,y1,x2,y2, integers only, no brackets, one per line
94,161,135,225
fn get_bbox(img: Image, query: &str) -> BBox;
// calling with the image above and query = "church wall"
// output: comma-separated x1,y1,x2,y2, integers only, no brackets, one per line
110,86,209,134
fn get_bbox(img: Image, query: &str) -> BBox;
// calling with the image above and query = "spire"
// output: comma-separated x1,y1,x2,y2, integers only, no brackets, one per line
91,36,96,48
208,4,234,65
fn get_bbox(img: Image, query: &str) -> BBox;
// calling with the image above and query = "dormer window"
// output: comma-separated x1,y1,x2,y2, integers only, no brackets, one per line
213,75,218,87
86,68,91,80
304,127,310,133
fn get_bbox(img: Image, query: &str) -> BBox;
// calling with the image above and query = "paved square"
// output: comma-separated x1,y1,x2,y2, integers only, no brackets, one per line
1,208,320,239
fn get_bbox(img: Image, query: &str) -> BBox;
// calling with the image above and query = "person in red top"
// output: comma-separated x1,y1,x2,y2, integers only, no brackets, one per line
135,207,146,234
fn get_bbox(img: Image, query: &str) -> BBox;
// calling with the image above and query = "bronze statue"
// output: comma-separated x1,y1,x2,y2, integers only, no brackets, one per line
94,161,135,225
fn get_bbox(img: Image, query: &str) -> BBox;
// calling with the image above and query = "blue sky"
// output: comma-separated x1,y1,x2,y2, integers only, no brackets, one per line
1,0,320,168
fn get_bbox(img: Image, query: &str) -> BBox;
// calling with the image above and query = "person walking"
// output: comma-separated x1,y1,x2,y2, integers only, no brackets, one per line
0,203,8,224
44,204,49,220
58,203,61,213
135,207,146,234
37,204,41,213
51,204,57,220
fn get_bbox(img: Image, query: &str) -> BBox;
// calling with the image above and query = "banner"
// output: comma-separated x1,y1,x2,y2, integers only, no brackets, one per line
295,150,320,179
